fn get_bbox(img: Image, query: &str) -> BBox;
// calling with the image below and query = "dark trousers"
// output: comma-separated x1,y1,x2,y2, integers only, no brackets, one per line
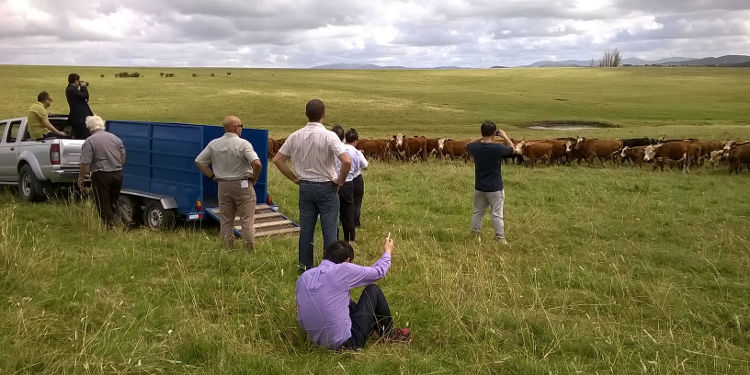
298,182,339,269
342,284,393,350
70,119,91,140
352,175,364,227
338,181,355,241
91,170,122,227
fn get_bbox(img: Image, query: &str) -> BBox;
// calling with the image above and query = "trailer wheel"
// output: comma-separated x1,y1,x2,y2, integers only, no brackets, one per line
18,164,48,202
143,201,176,229
118,195,141,226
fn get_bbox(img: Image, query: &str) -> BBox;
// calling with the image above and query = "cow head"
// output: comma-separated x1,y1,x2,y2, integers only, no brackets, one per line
643,144,662,161
392,133,404,148
437,138,445,151
514,141,525,154
708,150,724,165
565,140,574,153
724,141,734,151
620,146,629,158
574,136,585,150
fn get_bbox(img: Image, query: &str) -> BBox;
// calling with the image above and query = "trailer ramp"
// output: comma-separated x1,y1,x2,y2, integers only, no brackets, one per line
205,204,300,238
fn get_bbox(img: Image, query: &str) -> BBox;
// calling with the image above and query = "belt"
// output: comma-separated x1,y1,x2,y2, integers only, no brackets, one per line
299,180,334,185
215,177,250,182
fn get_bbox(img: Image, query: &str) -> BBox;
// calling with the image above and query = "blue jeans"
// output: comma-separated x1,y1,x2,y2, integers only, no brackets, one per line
299,182,340,268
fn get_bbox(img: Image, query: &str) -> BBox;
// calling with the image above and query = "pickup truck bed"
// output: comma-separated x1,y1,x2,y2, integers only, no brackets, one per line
0,116,84,201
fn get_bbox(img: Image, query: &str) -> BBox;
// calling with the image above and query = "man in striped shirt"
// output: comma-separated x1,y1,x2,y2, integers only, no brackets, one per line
273,99,352,272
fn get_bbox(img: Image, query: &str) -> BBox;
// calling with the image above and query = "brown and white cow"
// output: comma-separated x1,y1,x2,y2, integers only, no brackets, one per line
443,139,471,163
619,146,647,167
643,141,693,172
356,139,390,162
568,137,623,167
390,134,406,161
727,142,750,174
425,138,446,159
515,141,554,167
268,137,285,159
403,136,428,162
697,141,724,165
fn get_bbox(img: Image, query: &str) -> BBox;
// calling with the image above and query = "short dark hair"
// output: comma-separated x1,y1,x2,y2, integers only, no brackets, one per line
37,91,51,102
345,128,359,143
306,99,325,122
324,240,354,264
480,120,497,137
331,124,345,141
68,73,80,84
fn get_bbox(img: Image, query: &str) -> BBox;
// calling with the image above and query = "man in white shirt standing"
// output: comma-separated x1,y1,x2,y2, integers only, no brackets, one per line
273,99,352,272
195,115,262,252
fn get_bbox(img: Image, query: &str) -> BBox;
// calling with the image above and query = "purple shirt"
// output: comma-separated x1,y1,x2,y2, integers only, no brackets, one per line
295,253,391,349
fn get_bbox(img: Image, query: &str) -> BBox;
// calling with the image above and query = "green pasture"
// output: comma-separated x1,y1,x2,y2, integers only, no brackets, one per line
1,66,749,374
1,65,749,139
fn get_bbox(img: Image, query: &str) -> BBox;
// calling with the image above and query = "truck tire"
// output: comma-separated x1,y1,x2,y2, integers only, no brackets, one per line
118,195,141,226
142,201,176,229
18,164,48,202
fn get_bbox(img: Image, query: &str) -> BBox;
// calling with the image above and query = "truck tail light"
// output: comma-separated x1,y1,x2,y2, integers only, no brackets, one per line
50,144,60,165
196,200,202,211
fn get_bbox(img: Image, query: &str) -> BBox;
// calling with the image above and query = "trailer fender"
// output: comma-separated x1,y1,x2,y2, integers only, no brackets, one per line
120,189,179,210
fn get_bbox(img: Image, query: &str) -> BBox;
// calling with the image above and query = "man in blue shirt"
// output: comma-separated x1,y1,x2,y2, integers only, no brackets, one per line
296,238,411,350
466,121,515,244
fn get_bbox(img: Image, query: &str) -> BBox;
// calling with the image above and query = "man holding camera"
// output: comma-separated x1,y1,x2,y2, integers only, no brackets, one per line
65,73,93,139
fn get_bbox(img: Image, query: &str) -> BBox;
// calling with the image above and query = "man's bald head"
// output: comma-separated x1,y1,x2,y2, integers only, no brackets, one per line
223,116,242,133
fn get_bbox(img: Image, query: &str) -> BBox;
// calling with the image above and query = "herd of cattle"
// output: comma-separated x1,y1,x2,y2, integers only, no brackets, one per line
268,134,750,174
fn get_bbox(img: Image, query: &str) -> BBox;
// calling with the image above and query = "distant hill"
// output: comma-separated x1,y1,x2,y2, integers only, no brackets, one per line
520,55,749,68
311,63,407,70
310,63,472,70
312,55,750,70
520,59,591,68
661,55,750,66
521,57,699,67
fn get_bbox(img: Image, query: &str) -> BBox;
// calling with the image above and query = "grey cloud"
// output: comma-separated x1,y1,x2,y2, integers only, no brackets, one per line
613,11,750,42
610,0,750,13
0,0,749,68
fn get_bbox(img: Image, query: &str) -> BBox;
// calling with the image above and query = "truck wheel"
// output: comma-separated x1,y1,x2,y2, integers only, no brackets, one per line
118,195,141,226
142,201,176,229
18,164,47,202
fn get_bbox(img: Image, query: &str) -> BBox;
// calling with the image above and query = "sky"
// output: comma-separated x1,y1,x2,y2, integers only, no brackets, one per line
1,0,749,68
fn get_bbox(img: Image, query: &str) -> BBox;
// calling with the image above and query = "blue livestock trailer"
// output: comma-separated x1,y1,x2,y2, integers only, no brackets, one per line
106,120,298,237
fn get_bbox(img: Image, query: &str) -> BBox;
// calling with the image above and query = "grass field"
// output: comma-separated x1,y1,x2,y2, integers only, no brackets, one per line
1,66,749,374
1,65,750,139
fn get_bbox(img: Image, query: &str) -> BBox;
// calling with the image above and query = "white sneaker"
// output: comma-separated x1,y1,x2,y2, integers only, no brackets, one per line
497,238,508,245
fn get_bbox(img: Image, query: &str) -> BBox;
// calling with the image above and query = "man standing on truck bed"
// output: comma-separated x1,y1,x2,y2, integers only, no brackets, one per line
27,91,67,140
195,115,262,252
66,73,93,139
272,99,351,272
77,115,126,228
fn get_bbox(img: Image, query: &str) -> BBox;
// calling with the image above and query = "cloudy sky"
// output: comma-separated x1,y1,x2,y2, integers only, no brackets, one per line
2,0,749,68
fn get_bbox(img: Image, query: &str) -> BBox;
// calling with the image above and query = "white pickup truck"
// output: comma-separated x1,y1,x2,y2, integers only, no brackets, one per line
0,115,85,201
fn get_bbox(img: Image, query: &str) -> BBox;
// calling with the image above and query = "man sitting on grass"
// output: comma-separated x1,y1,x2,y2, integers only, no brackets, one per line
296,238,411,350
